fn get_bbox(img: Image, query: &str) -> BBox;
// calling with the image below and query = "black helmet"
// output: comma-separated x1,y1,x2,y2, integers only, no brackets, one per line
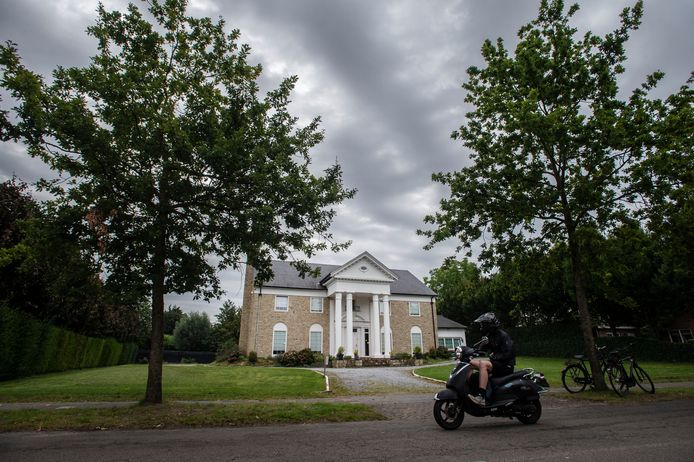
473,312,500,336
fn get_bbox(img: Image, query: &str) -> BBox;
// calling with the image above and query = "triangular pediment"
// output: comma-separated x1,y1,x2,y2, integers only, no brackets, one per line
322,252,398,284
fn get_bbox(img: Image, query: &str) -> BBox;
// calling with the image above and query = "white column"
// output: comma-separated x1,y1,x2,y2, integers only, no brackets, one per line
383,295,392,358
334,292,343,355
346,293,354,357
329,298,335,355
371,294,381,357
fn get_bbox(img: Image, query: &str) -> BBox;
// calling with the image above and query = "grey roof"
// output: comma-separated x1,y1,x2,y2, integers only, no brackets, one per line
261,260,436,296
437,315,467,329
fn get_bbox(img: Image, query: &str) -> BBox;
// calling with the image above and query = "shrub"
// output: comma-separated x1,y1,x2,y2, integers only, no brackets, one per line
0,306,138,380
392,352,412,360
227,350,241,363
172,312,215,351
181,357,197,364
277,348,315,367
248,351,258,364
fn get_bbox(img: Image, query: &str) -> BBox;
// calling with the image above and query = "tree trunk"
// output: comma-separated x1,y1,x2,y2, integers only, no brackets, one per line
145,169,169,404
568,232,607,390
144,235,166,404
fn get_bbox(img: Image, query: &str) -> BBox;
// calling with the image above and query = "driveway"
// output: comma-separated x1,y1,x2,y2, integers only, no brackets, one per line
323,364,443,393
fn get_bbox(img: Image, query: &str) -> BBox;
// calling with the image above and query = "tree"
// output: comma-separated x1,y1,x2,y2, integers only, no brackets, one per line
213,300,241,350
164,305,184,335
420,0,677,389
172,311,214,351
425,258,482,323
1,179,144,340
1,0,353,403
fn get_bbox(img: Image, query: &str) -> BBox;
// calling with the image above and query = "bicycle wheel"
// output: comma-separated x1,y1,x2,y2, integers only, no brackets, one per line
607,365,629,397
633,364,655,394
562,364,588,393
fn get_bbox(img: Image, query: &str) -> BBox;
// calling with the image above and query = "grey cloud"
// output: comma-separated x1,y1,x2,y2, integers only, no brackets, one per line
1,0,691,318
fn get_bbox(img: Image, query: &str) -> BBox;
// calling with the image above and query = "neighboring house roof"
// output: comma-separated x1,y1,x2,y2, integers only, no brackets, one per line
261,259,436,296
437,315,467,329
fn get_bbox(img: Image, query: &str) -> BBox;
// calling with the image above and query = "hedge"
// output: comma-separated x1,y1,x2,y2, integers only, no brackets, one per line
466,323,694,362
0,306,138,381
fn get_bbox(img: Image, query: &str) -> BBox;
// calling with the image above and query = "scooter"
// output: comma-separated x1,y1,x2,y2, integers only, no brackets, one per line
433,343,550,430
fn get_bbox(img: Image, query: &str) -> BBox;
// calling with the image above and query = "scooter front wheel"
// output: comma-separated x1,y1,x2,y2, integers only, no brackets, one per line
433,399,464,430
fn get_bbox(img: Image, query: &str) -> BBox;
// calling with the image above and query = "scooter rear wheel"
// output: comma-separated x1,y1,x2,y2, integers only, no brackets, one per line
433,399,464,430
516,400,542,425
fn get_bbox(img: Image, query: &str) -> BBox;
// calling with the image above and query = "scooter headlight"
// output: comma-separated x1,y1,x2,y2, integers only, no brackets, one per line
455,346,462,360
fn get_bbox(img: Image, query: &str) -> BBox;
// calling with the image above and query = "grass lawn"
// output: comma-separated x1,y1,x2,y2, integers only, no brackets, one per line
0,401,386,432
415,356,694,388
0,364,326,402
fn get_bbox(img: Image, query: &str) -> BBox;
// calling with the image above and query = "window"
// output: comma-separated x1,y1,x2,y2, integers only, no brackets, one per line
272,323,287,355
309,297,323,313
410,326,423,353
669,329,694,344
438,337,464,350
309,324,323,352
409,302,421,316
275,295,288,312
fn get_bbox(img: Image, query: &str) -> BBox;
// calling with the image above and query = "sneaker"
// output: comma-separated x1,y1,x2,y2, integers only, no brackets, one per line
467,393,486,406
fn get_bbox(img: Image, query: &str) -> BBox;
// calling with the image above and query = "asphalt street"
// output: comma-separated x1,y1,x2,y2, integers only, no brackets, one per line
2,394,694,461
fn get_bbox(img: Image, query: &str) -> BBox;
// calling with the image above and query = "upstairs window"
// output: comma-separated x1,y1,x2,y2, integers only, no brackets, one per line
409,302,421,316
310,297,323,313
275,295,288,312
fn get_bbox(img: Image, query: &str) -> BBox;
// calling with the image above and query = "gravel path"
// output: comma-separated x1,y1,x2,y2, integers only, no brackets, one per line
321,365,445,393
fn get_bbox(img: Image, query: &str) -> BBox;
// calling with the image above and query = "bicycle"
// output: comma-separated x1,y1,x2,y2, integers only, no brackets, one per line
561,345,616,393
607,344,655,397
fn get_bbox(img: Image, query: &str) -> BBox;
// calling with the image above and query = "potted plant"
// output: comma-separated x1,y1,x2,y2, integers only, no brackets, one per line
413,346,423,359
336,346,345,360
353,349,359,359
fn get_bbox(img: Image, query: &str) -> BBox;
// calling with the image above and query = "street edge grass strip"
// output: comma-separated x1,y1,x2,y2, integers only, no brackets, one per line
558,387,694,403
0,401,387,432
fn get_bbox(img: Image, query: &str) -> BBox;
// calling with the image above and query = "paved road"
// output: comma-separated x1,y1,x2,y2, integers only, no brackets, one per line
3,366,694,461
2,394,694,461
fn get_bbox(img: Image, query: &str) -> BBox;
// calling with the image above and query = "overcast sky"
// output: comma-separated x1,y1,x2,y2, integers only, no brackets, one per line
1,0,692,319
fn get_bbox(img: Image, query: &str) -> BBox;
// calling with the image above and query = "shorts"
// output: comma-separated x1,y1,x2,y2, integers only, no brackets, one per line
491,360,514,377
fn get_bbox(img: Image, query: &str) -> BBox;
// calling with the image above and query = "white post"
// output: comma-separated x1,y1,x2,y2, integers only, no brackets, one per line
371,294,381,357
329,298,335,354
346,293,354,357
383,295,392,358
334,292,343,356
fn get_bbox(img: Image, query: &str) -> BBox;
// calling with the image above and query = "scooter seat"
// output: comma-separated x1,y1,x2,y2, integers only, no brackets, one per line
490,371,526,388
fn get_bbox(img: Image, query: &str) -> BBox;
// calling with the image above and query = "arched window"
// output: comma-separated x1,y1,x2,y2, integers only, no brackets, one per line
410,326,423,353
309,324,323,353
272,323,288,356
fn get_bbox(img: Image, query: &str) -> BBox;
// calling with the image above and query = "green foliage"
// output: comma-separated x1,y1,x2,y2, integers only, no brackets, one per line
0,180,145,341
419,0,689,388
392,352,412,360
425,259,483,323
164,306,184,336
172,312,215,352
213,300,241,351
503,324,694,362
1,0,355,402
0,306,137,380
248,351,258,364
277,349,317,367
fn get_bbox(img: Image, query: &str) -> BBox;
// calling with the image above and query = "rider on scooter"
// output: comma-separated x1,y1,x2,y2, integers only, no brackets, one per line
467,312,516,406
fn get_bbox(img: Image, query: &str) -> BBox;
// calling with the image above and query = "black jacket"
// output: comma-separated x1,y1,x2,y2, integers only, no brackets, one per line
485,329,516,366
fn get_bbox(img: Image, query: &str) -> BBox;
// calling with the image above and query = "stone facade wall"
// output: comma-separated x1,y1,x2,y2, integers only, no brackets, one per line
389,300,438,354
242,292,330,357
